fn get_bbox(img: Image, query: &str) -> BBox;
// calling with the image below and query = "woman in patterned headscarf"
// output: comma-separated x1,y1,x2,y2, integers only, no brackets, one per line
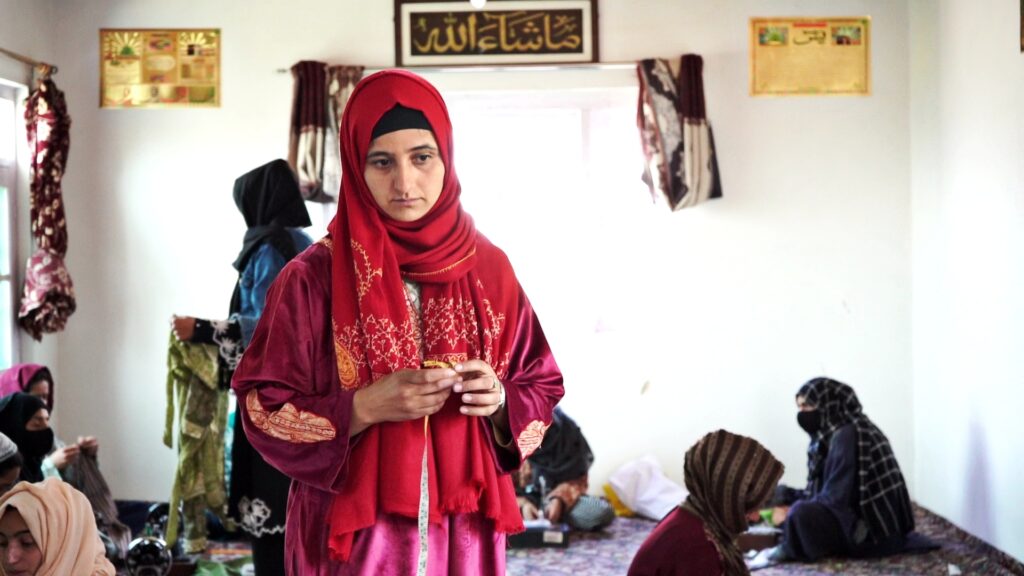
770,377,914,562
231,70,564,575
628,429,784,576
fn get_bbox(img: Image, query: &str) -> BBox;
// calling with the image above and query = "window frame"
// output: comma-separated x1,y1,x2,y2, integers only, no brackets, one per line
0,82,21,365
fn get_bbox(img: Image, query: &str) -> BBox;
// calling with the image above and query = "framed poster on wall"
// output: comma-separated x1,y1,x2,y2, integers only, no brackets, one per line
100,28,220,108
749,17,870,96
395,0,598,67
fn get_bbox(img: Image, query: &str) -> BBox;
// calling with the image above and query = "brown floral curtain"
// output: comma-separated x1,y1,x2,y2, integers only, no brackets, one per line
19,66,76,341
287,62,363,202
637,55,723,211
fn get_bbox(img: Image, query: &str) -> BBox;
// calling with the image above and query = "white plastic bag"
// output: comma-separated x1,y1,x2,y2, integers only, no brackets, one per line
607,454,687,521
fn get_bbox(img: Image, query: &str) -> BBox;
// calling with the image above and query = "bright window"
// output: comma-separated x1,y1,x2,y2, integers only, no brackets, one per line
0,86,17,366
444,88,666,400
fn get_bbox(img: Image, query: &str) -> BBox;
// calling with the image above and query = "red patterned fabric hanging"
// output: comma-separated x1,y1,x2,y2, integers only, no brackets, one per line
18,69,76,341
287,61,365,202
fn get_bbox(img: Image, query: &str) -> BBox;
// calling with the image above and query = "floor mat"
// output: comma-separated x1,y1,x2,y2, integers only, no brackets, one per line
506,504,1024,576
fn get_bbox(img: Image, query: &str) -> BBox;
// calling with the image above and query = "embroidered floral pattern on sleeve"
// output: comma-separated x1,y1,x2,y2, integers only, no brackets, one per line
517,420,551,459
245,389,336,443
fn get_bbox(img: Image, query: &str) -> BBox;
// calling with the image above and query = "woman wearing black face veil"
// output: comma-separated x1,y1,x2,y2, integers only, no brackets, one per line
768,377,914,563
0,393,54,483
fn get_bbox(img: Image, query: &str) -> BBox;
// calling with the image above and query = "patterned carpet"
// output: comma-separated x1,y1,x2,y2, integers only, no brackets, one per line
506,504,1024,576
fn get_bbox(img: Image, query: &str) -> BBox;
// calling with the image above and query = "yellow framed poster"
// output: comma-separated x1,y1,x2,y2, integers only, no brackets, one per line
750,17,870,96
101,28,220,108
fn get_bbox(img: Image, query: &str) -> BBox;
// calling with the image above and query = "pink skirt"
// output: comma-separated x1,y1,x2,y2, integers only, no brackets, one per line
341,512,507,576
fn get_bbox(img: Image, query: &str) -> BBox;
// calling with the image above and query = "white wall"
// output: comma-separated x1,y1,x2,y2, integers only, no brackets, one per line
5,0,913,524
910,0,1024,561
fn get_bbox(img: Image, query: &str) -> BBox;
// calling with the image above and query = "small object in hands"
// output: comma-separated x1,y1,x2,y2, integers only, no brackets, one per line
422,359,453,370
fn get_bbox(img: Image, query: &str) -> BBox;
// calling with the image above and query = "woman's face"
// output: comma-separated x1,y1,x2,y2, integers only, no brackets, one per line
0,468,20,495
0,508,42,576
26,381,49,407
363,128,445,222
24,409,48,433
795,395,815,412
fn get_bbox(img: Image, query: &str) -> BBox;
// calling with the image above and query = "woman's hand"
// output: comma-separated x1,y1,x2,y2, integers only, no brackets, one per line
453,359,504,417
771,506,789,526
170,315,196,341
518,497,541,520
544,498,565,523
350,367,459,436
454,359,510,438
50,444,80,470
77,436,99,457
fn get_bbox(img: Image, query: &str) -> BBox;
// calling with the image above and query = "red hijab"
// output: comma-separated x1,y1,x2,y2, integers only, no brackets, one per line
0,364,53,411
326,70,523,560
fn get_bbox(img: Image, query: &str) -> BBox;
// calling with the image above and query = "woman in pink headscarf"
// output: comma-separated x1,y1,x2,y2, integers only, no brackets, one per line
0,477,114,575
0,365,97,485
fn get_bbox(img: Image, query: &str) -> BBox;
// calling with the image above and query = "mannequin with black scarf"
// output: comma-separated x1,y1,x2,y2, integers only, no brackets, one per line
170,159,312,576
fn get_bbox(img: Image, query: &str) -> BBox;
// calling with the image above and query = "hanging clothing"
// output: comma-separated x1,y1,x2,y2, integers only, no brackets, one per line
323,65,365,201
288,61,328,201
0,363,53,411
232,69,564,575
288,62,365,202
780,377,914,560
164,333,228,553
629,430,785,576
637,55,723,211
19,74,76,340
0,477,116,575
0,392,53,482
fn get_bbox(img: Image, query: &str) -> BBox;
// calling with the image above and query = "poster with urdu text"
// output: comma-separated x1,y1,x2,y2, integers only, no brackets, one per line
750,17,870,96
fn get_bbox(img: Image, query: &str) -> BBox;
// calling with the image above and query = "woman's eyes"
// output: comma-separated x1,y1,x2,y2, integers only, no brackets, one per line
369,154,435,168
0,538,37,549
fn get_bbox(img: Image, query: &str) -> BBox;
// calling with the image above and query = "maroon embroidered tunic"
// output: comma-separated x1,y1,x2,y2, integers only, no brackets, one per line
232,241,564,574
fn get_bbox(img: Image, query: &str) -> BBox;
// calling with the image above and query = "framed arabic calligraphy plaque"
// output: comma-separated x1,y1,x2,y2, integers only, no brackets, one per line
100,28,220,108
395,0,598,66
749,17,870,96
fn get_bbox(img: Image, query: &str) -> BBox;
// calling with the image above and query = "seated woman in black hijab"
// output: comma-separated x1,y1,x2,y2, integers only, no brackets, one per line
0,393,54,483
514,407,613,531
768,377,914,562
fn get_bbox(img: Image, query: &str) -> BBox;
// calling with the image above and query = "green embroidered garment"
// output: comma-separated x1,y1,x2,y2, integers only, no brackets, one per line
165,332,229,553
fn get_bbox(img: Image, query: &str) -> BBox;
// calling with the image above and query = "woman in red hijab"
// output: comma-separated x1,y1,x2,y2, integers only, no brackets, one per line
232,70,564,575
